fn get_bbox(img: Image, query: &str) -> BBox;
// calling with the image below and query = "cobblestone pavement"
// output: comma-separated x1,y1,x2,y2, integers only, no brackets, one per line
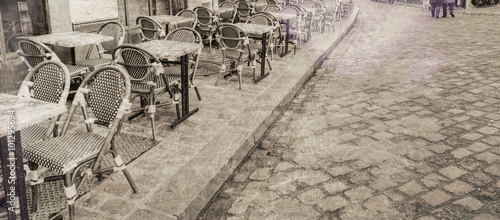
198,1,500,220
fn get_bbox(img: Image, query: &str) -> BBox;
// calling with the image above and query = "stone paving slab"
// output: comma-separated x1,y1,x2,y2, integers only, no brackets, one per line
46,8,362,220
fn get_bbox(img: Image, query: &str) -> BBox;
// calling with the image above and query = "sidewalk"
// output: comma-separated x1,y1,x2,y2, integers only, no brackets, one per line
44,8,361,220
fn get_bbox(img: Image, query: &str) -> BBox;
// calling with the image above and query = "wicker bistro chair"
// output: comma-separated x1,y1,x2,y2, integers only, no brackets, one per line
281,6,303,47
215,24,258,89
136,16,166,41
176,9,198,29
219,1,238,23
164,27,203,100
18,60,71,147
76,21,126,71
16,37,89,93
194,7,218,53
112,44,181,140
23,65,137,220
300,1,324,32
235,1,255,23
246,14,276,62
258,11,285,59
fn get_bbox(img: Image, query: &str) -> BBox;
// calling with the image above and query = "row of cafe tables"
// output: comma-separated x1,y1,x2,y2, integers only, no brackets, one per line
0,7,301,218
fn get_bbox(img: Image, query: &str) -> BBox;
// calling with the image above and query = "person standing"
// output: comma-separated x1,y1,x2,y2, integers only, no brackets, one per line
429,0,443,18
442,0,455,17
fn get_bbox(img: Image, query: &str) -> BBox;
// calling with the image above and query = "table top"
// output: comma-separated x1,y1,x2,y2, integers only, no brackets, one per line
266,12,296,21
0,93,67,137
233,23,276,35
142,15,194,26
28,31,114,47
135,40,202,60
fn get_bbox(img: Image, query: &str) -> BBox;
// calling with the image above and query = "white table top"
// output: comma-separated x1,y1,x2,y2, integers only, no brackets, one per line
135,40,202,60
28,31,114,48
0,93,67,137
233,23,276,35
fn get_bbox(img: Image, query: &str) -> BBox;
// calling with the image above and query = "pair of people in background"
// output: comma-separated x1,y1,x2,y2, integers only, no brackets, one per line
428,0,455,18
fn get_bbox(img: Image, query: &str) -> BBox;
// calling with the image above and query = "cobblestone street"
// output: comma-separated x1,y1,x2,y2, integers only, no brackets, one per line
198,1,500,220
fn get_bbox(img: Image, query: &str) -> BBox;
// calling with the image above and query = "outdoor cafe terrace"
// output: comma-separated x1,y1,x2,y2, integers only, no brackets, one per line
0,2,359,219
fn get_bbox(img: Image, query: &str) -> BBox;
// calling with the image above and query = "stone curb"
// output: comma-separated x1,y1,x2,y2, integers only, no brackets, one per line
177,7,361,220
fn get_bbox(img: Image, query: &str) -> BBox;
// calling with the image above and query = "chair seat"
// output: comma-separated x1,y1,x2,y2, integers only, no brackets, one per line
23,132,105,173
65,64,89,77
20,124,49,146
131,73,177,93
75,58,113,71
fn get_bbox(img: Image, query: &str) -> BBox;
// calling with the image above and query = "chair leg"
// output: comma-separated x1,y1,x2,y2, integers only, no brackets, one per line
29,162,38,212
215,63,226,86
64,172,76,220
174,85,181,119
194,85,201,100
147,101,157,141
237,64,243,90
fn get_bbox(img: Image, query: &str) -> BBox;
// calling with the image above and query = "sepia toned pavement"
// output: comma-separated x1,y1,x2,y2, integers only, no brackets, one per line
198,1,500,220
44,6,361,220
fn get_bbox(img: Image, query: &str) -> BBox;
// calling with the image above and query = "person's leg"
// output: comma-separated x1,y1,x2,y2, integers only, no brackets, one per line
442,3,447,17
449,3,455,16
431,3,436,17
435,4,441,17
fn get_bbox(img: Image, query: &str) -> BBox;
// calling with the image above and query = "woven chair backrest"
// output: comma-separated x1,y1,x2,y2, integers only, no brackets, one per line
87,67,128,124
176,9,198,28
246,14,273,26
219,2,237,21
6,33,25,53
216,24,248,50
194,7,216,27
113,44,160,82
166,27,202,44
21,60,71,105
300,1,315,8
262,4,281,12
236,1,253,17
17,38,50,69
97,21,125,53
267,0,279,5
136,16,163,41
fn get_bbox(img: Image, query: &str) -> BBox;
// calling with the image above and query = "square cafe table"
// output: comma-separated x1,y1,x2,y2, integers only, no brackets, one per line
28,31,114,65
265,12,296,56
233,23,276,83
141,15,194,35
134,40,202,128
0,93,67,220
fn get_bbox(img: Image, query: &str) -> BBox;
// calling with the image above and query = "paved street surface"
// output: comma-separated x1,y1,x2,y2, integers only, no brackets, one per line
198,1,500,219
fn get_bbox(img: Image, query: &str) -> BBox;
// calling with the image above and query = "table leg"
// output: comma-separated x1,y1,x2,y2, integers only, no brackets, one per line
170,54,198,128
0,131,29,220
71,47,76,65
282,19,291,57
254,32,270,83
